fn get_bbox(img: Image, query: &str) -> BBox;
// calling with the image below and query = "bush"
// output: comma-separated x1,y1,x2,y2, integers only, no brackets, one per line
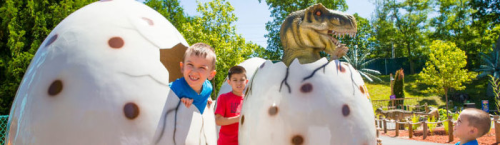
428,116,437,135
411,114,420,131
393,69,405,108
442,109,460,134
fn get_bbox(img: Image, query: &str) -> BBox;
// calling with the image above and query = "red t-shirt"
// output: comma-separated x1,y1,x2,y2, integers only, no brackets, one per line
215,92,244,145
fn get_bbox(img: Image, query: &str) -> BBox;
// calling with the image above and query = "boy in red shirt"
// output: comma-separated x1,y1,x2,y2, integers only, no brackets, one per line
215,66,248,145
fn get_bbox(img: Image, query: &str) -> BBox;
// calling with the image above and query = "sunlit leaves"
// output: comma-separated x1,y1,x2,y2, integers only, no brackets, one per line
418,40,477,95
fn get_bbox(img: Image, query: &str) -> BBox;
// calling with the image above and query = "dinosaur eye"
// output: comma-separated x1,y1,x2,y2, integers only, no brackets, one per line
316,11,321,16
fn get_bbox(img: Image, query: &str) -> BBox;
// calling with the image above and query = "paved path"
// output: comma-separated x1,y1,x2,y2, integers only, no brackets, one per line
380,136,453,145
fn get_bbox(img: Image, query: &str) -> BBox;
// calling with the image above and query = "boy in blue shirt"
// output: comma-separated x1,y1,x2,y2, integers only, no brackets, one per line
169,43,217,114
454,108,491,145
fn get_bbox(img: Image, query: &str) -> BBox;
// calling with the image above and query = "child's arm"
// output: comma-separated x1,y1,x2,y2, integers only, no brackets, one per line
215,114,240,126
181,98,193,108
207,98,213,108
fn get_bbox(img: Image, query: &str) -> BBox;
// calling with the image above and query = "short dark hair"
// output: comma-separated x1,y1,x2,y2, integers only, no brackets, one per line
228,66,246,79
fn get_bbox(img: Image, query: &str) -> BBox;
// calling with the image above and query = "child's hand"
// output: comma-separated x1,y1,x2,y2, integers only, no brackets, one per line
181,98,193,108
207,98,213,108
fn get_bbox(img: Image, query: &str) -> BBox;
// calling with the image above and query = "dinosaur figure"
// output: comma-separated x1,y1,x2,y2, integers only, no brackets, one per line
425,106,440,120
375,107,439,121
280,3,357,66
375,108,416,121
235,4,376,144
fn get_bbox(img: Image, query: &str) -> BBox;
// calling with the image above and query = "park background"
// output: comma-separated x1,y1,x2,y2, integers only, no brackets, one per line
0,0,499,118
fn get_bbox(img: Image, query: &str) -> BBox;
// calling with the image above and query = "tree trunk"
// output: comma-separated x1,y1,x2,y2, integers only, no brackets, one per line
407,42,415,74
445,87,449,118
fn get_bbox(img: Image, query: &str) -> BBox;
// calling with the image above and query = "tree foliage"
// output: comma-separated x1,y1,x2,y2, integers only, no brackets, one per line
370,0,400,58
342,13,375,55
476,48,500,79
372,0,432,74
0,0,94,115
430,0,500,70
144,0,187,29
179,0,264,97
418,40,476,96
471,0,500,26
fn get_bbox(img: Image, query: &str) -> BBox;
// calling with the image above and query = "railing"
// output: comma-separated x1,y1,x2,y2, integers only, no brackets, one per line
375,115,500,143
372,98,425,111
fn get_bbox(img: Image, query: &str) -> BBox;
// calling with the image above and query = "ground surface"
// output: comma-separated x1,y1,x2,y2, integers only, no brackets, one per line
379,135,451,145
381,127,497,145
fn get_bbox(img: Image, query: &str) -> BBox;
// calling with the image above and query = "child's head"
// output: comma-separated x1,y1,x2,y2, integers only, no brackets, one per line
454,108,491,140
227,66,248,95
180,43,217,92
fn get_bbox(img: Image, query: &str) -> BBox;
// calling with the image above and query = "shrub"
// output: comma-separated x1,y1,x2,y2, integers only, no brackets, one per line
428,116,437,135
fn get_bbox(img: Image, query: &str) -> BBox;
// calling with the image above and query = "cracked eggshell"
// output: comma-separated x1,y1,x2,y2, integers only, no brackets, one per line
239,58,376,145
6,0,190,144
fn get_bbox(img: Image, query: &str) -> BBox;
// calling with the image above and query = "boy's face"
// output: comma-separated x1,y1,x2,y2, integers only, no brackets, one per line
227,73,248,95
454,114,478,139
180,54,216,92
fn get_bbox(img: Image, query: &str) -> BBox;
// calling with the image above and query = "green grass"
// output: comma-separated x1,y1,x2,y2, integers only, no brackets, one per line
367,74,493,112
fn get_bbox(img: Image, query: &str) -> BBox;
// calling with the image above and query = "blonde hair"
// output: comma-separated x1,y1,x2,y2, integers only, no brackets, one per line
184,43,216,70
462,108,491,137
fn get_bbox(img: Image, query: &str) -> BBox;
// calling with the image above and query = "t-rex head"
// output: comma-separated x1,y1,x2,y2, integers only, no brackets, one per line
280,3,357,66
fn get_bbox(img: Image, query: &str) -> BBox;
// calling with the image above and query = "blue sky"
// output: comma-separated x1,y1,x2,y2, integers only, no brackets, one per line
138,0,376,48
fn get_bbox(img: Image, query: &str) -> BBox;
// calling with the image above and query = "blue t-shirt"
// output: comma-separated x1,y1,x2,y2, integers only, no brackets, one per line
169,77,213,114
455,139,478,145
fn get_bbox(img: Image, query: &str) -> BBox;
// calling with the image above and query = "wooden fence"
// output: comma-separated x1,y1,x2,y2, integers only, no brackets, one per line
372,98,426,111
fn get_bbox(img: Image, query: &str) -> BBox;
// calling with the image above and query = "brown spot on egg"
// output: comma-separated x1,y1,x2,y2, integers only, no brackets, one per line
291,135,304,145
108,37,124,49
268,106,278,116
300,83,313,93
241,115,244,125
124,102,139,120
342,104,350,117
48,80,63,96
338,65,346,73
360,86,365,94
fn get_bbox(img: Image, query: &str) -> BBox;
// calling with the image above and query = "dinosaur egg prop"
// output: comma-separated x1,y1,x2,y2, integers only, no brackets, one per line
153,91,217,145
239,58,376,145
217,57,267,97
3,0,217,144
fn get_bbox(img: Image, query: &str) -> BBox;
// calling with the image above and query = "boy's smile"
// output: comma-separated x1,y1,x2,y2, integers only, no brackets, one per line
181,54,216,93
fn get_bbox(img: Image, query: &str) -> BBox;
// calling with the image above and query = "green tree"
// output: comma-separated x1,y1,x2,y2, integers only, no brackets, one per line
471,0,500,25
430,0,499,70
389,0,432,74
180,0,263,97
342,13,375,56
258,0,348,60
370,0,399,58
0,0,94,115
418,40,477,116
144,0,187,29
